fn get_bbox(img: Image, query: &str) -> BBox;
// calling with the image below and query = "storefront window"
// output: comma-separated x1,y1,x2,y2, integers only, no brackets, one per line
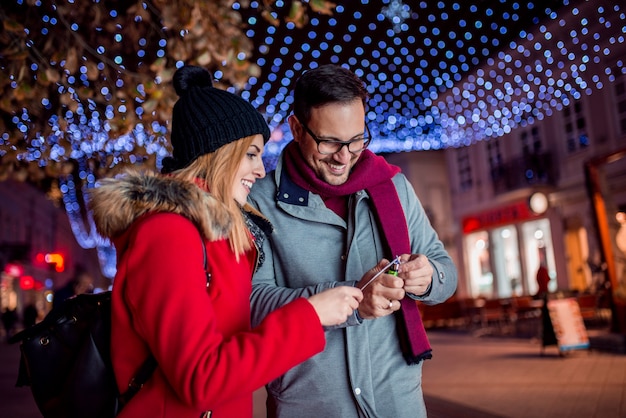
492,225,522,297
466,231,493,297
521,219,556,295
464,217,556,299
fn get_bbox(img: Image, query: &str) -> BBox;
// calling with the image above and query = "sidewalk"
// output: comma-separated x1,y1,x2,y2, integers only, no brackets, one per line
422,330,626,418
0,338,40,418
2,329,625,418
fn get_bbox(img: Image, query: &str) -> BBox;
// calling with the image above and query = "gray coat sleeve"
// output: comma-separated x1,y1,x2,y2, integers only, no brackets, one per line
394,175,458,305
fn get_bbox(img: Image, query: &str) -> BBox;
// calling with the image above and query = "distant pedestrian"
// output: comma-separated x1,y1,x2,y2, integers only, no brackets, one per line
535,264,550,299
22,304,38,328
1,308,18,342
52,269,94,309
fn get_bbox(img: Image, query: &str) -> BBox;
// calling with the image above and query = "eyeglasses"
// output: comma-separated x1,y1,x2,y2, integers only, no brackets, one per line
299,119,371,155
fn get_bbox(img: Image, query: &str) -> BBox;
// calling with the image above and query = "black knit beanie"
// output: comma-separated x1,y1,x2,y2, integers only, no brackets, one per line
163,65,270,172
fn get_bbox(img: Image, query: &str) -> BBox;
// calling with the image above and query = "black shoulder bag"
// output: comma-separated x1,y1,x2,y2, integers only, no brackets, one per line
10,236,210,418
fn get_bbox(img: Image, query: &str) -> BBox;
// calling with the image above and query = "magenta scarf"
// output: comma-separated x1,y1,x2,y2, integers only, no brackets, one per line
284,142,432,364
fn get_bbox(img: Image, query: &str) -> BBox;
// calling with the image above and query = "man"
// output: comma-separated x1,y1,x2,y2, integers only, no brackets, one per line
249,64,457,417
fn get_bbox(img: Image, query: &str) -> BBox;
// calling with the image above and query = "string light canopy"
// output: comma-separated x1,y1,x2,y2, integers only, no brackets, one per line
1,0,625,170
237,0,626,159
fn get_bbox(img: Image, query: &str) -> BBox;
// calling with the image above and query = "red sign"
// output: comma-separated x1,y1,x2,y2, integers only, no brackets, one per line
462,200,539,233
20,276,35,290
45,253,65,272
4,263,24,277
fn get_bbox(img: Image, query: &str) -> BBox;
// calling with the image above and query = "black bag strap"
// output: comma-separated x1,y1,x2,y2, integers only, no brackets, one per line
119,355,158,405
118,233,209,407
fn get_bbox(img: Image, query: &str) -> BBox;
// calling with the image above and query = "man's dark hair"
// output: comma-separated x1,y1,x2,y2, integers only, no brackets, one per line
292,64,369,124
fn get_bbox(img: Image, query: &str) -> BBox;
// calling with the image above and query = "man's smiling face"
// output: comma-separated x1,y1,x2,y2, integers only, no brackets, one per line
290,99,366,186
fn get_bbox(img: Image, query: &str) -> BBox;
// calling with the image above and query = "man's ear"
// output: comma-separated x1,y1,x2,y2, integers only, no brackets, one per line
288,115,302,143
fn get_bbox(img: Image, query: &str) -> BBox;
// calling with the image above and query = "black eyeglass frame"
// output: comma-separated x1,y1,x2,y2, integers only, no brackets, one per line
298,119,372,155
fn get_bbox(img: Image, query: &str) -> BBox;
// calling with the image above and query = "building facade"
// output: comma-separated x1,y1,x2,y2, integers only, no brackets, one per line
0,179,103,328
443,73,626,301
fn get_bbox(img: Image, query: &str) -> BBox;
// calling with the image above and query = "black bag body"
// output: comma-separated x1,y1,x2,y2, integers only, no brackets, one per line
10,292,123,418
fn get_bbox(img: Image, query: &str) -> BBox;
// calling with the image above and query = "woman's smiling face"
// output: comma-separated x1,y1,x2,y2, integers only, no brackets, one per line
232,134,266,205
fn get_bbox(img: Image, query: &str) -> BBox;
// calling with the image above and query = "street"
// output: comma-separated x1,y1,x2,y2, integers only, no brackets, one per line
1,329,625,418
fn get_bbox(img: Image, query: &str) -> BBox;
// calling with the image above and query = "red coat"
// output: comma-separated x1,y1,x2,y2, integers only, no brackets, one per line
90,173,325,418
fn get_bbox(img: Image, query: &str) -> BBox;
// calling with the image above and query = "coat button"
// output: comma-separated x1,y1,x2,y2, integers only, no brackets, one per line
283,193,289,199
355,388,361,395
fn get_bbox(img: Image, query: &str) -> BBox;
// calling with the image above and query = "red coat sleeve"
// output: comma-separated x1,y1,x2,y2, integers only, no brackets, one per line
118,213,325,410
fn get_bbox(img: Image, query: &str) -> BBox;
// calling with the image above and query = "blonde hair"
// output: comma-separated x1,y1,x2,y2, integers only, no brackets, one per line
173,136,264,259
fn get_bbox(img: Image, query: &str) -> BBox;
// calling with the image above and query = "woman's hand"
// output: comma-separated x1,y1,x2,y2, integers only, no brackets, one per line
308,286,363,326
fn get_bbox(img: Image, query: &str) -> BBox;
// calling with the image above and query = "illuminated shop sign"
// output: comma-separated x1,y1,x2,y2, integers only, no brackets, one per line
462,200,543,233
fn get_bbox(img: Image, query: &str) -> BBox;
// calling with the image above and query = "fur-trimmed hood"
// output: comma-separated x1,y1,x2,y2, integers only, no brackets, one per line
88,170,232,241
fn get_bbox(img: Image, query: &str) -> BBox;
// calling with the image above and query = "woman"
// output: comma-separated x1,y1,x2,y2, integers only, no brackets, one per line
89,65,363,417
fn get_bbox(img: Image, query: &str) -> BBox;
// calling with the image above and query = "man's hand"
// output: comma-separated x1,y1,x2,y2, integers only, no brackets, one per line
356,259,405,319
397,254,433,296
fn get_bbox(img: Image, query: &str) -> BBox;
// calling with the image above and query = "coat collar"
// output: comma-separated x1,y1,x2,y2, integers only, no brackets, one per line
88,170,232,242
